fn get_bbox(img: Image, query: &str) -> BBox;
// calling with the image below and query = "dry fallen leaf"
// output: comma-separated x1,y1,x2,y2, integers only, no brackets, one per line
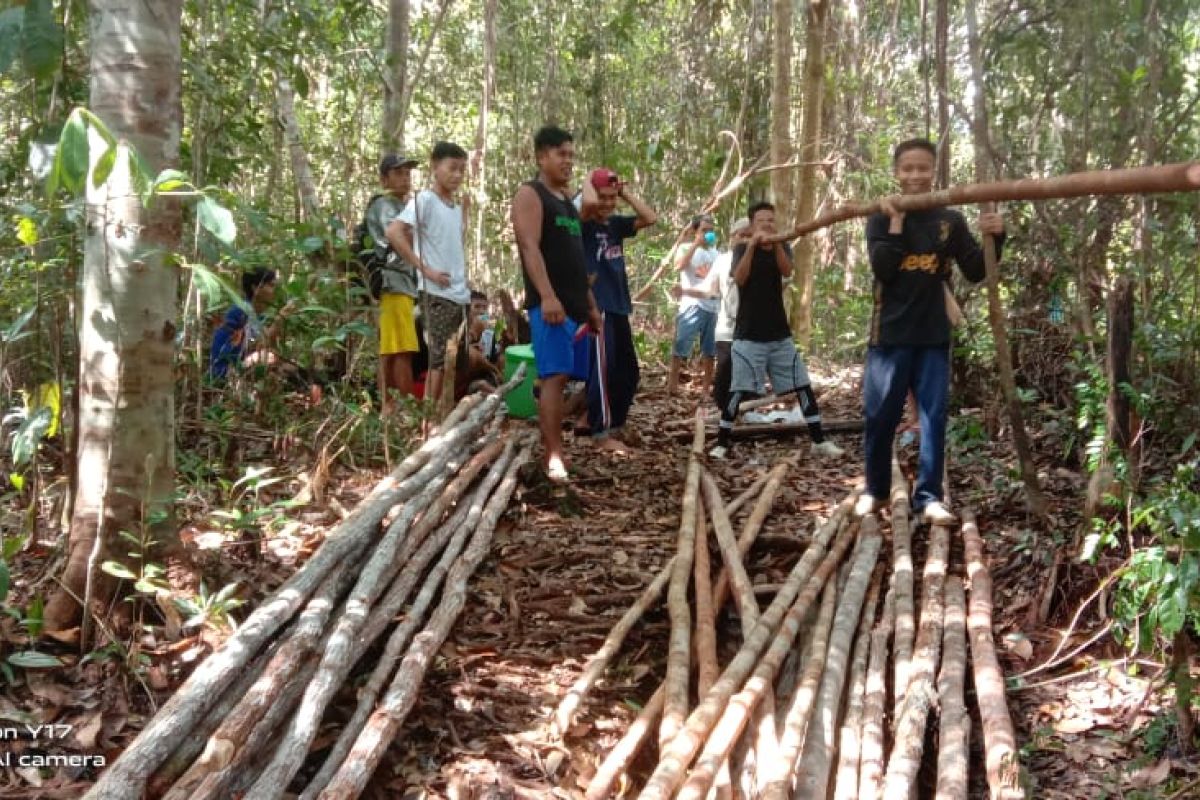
1003,632,1034,660
1128,758,1172,789
1053,716,1096,734
17,765,44,787
72,711,104,750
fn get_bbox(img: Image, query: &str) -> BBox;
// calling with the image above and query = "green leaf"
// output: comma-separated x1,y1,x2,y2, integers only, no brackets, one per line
292,66,310,99
311,336,343,351
51,109,89,197
100,560,137,581
0,7,23,75
197,196,237,245
2,535,26,561
24,595,42,638
10,407,52,467
152,168,192,195
188,262,240,307
212,582,241,605
129,147,155,202
6,651,61,669
8,473,23,492
91,143,118,189
3,306,36,343
20,0,62,82
0,559,8,605
15,216,37,247
299,236,325,253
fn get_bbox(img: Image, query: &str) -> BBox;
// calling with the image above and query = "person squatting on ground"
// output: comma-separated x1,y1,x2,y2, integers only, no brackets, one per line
207,267,320,399
389,141,472,406
455,289,504,397
710,202,844,461
511,125,603,480
369,153,421,410
708,216,751,415
576,166,658,452
668,214,720,394
856,137,1005,524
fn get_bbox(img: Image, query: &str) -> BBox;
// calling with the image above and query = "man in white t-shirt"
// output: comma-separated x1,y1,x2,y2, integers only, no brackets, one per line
707,216,751,413
388,141,471,405
668,214,719,394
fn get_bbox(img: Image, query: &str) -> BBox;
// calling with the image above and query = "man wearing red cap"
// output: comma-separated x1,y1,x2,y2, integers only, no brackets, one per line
577,167,658,451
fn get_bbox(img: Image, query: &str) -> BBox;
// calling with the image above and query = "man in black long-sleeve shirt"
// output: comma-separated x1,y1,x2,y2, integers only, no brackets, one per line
858,138,1005,524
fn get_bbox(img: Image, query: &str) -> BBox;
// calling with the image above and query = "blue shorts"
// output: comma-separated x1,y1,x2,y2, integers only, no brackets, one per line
674,305,717,359
530,305,591,380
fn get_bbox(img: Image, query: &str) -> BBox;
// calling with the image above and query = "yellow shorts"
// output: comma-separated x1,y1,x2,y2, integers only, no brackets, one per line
379,293,418,355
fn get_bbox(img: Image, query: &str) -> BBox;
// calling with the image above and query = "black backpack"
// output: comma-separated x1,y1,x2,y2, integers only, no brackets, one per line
352,194,388,301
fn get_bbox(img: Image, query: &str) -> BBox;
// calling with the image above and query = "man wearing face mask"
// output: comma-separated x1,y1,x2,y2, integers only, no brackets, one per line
668,214,720,395
575,168,658,451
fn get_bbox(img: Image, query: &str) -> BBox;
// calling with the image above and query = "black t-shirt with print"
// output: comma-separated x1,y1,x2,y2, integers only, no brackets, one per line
865,207,1003,347
521,180,591,323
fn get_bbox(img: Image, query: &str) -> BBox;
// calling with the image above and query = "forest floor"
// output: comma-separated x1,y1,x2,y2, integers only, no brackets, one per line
1,360,1196,799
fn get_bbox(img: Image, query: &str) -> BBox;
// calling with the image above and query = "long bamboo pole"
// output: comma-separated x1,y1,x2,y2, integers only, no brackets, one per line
661,413,706,748
584,461,794,800
637,500,857,800
770,162,1200,243
963,511,1025,800
966,0,1048,521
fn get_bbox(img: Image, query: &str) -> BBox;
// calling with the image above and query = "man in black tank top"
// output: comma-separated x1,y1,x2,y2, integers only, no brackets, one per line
511,126,602,480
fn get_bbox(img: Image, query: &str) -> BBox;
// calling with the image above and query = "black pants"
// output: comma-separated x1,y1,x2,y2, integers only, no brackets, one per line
712,340,733,414
587,313,640,435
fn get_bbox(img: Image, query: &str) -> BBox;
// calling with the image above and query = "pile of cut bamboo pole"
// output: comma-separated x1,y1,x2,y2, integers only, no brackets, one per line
558,417,1026,800
84,373,534,800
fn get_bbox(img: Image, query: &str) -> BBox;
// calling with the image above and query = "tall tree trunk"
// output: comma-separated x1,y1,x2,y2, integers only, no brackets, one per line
734,0,765,152
1105,278,1134,455
1125,0,1158,487
920,0,931,136
276,77,320,222
739,0,771,164
397,0,453,147
934,0,950,187
965,0,1048,520
1135,0,1160,315
769,0,793,219
789,0,834,346
472,0,497,282
541,8,565,124
47,0,185,633
383,0,409,151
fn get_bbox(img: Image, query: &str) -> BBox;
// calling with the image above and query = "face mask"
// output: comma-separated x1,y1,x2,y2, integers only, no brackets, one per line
704,231,717,246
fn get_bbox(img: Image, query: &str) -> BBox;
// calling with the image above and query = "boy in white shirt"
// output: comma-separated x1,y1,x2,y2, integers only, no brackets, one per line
388,141,471,405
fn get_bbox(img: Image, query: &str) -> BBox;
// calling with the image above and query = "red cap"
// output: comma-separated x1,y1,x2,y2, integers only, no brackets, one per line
589,167,621,190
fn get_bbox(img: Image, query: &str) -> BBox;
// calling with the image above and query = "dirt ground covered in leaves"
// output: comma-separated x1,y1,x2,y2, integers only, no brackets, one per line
1,362,1196,799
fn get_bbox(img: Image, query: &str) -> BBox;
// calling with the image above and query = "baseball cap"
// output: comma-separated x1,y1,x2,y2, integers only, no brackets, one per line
590,167,621,190
379,153,418,175
730,217,751,234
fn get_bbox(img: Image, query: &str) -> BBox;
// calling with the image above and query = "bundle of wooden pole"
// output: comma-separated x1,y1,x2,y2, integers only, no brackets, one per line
567,454,1027,800
86,372,533,800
